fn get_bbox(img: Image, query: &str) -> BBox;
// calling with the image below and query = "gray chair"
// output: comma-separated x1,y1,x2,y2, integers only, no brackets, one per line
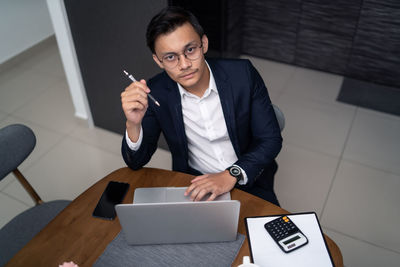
0,124,71,266
272,104,285,132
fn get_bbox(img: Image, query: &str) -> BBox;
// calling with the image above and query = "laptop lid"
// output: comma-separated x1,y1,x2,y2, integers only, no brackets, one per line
116,199,240,245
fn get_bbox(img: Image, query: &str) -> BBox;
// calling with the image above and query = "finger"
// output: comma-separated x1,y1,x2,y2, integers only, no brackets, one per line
188,184,204,200
139,79,147,86
121,92,148,104
206,192,218,201
124,80,150,95
191,181,214,201
122,93,148,108
185,175,208,195
134,80,150,93
122,95,149,109
187,178,214,199
125,81,141,91
123,101,147,113
122,87,149,99
191,178,213,190
184,183,196,196
122,100,148,117
122,90,149,105
191,187,204,201
194,189,208,201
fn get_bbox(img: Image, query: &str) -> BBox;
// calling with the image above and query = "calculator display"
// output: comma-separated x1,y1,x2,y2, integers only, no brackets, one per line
283,235,301,245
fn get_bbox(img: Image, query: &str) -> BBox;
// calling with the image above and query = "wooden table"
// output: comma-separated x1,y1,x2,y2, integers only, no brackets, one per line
6,167,343,266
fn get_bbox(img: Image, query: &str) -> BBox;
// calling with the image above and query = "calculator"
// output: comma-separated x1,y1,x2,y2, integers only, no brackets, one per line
264,215,308,253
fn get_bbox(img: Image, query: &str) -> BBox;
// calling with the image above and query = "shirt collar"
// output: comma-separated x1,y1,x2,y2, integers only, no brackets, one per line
177,61,218,99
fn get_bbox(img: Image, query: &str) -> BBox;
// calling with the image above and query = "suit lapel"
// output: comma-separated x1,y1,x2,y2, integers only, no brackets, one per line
165,78,189,161
209,60,241,157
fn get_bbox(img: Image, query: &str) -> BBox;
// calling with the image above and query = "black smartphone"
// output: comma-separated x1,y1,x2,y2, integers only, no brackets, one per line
92,181,129,220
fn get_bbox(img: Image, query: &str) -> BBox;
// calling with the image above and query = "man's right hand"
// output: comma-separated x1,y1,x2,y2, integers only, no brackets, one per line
121,79,150,142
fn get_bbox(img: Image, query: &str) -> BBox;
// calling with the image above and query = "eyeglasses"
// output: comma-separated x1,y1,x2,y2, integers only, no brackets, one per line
156,43,203,69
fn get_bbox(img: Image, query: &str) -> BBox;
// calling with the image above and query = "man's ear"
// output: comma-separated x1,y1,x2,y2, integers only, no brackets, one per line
201,34,209,54
152,54,164,69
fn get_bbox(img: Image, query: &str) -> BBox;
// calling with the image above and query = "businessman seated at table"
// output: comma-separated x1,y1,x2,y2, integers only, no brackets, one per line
120,6,282,205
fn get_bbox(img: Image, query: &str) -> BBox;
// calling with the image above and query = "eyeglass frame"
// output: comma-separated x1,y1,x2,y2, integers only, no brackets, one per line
155,41,204,69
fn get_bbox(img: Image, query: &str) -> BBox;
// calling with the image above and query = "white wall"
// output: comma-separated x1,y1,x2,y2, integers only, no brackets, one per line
46,0,92,123
0,0,54,64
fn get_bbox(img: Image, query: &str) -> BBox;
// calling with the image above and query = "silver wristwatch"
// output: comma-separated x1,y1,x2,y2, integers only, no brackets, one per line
226,165,243,183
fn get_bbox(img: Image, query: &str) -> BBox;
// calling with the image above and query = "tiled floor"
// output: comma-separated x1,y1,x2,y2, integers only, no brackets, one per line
0,39,399,266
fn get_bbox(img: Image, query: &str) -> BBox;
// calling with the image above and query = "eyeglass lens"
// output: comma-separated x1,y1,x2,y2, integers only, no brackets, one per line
161,44,202,68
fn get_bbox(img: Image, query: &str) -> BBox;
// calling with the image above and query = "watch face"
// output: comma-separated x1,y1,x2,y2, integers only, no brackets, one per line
230,166,241,177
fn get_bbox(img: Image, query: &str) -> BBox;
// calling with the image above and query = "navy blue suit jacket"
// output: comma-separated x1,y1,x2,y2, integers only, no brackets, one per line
122,58,282,197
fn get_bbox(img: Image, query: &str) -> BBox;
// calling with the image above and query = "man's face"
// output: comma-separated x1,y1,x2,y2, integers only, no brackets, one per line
152,22,209,91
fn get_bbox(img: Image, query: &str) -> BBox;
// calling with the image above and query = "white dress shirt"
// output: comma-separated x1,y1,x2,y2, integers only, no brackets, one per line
125,62,247,184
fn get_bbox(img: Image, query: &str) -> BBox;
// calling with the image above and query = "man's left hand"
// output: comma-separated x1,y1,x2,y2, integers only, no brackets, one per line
184,170,237,201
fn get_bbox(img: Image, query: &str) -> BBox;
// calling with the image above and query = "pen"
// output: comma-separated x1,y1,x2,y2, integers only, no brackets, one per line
123,70,160,107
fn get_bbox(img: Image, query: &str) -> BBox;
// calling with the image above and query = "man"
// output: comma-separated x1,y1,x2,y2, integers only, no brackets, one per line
121,7,282,205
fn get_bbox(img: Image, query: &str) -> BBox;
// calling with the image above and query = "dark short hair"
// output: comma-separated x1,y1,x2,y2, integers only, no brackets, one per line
146,6,204,54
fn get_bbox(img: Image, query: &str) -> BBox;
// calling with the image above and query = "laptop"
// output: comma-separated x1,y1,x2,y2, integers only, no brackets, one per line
115,187,240,245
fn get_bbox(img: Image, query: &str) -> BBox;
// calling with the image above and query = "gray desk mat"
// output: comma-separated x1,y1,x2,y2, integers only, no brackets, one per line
94,232,245,267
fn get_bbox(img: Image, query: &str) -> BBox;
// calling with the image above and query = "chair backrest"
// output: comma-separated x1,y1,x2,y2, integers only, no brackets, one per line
272,104,285,132
0,124,36,180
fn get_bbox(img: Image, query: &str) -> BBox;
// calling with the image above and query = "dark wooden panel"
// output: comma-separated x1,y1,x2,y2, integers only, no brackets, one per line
64,0,167,134
242,0,301,63
294,0,361,73
295,29,353,74
242,24,298,63
346,55,400,89
300,0,361,36
224,0,244,57
347,0,400,88
244,0,301,27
